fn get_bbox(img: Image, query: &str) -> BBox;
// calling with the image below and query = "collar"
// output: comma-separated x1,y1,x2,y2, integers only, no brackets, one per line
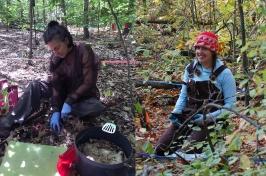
193,58,224,71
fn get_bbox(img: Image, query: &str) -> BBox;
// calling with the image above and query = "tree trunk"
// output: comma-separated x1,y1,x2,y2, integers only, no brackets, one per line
83,0,89,39
17,0,24,24
127,0,135,15
60,0,67,26
238,0,249,106
28,0,34,65
191,0,199,28
190,0,195,25
212,0,216,29
232,1,237,61
97,0,100,34
42,0,46,24
5,0,10,31
143,0,147,15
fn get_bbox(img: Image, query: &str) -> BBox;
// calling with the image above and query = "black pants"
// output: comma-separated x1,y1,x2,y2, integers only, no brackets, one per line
0,80,105,138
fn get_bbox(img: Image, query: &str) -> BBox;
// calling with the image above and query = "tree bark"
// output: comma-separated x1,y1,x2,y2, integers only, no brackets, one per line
127,0,135,15
238,0,250,106
143,0,147,15
42,0,46,24
232,1,237,61
83,0,90,39
17,0,24,24
5,0,10,31
28,0,34,65
190,0,195,25
60,0,67,26
97,1,101,34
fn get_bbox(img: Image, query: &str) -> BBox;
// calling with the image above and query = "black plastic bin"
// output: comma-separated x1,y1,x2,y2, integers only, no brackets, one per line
74,127,135,176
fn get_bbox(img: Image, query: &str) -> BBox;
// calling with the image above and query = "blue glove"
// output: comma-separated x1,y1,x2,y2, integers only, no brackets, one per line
169,113,182,127
50,112,61,133
61,103,72,119
193,114,215,125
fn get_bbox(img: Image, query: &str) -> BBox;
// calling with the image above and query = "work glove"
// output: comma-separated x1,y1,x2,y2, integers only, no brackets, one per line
61,103,72,119
50,112,61,133
169,113,182,128
193,114,215,126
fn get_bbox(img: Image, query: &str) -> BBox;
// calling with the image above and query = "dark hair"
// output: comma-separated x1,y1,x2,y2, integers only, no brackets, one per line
43,21,74,48
211,51,217,73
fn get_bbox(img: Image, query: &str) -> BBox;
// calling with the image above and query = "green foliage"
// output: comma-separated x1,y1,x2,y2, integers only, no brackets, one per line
228,134,242,151
142,140,155,154
0,0,136,30
134,101,143,114
137,50,188,82
155,170,173,176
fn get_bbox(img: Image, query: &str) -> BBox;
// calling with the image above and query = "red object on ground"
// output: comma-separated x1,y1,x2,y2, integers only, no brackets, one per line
8,85,18,110
111,23,116,31
0,80,18,116
57,145,77,176
101,60,141,65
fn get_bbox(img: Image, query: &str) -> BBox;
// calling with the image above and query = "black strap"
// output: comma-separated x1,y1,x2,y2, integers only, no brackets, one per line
187,60,227,80
210,65,227,80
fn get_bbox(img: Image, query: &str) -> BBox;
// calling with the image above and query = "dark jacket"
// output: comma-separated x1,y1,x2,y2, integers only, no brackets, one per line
48,43,100,112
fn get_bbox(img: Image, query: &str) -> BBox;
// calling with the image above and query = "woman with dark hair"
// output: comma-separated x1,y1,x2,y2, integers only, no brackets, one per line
0,21,105,138
155,32,236,155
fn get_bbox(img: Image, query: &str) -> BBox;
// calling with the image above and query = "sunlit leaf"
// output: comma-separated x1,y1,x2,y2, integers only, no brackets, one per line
240,154,251,170
142,141,155,154
228,134,242,151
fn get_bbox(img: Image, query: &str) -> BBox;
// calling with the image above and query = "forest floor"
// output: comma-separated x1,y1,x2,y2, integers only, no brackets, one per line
0,27,137,163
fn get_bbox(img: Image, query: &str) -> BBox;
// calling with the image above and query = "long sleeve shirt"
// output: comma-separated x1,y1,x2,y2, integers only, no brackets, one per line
48,43,100,112
172,58,236,119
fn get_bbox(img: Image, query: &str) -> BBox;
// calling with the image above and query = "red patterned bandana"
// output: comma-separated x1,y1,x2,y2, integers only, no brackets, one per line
194,31,218,52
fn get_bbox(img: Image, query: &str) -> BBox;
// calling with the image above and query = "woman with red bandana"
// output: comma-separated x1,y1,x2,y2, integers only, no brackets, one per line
155,32,236,155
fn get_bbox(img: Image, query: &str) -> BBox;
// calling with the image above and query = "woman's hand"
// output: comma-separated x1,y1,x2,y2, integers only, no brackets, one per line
50,112,61,133
193,114,215,126
169,113,182,128
61,103,72,119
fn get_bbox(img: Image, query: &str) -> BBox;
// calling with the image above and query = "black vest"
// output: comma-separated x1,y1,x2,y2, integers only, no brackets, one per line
182,61,227,115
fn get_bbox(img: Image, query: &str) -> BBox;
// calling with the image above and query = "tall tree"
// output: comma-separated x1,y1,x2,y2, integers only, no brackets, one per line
83,0,89,39
28,0,34,65
60,0,67,26
238,0,249,106
17,0,24,24
42,0,46,24
143,0,147,15
5,0,11,30
190,0,196,25
127,0,135,15
97,0,100,33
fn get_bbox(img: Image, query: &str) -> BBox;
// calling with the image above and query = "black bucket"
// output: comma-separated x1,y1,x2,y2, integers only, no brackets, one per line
74,127,135,176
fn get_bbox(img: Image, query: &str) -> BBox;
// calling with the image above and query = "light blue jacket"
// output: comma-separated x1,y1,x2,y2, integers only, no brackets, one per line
172,58,236,120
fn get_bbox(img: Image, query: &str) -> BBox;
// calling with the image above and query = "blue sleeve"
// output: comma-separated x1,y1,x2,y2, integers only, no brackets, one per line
172,66,189,114
208,68,237,119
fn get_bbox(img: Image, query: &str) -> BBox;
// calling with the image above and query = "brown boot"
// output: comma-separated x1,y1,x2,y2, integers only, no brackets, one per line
155,124,178,155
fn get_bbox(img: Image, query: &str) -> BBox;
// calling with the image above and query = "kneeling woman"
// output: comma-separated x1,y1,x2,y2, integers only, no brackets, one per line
0,21,105,138
155,32,236,155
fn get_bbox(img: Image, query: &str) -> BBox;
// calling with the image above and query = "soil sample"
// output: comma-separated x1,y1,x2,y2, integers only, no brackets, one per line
79,139,127,164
